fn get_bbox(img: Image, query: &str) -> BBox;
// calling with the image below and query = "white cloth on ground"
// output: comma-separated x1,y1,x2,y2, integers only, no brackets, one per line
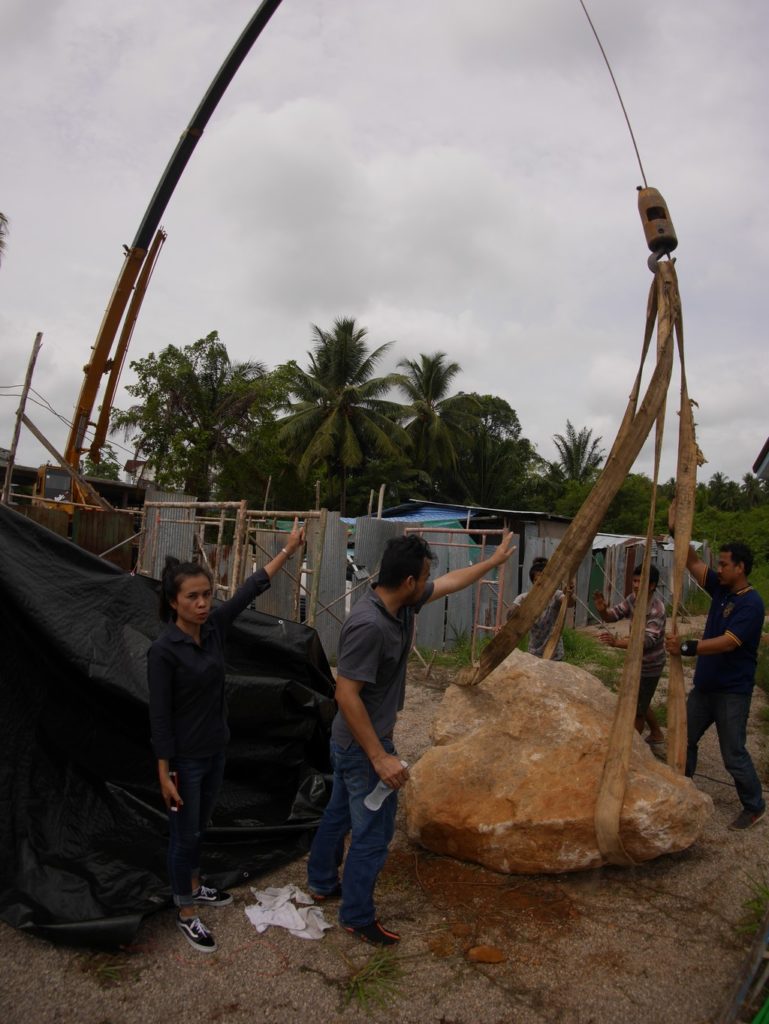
244,884,332,940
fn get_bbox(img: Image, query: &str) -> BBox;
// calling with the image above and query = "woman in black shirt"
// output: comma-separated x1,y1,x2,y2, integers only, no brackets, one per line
148,520,304,952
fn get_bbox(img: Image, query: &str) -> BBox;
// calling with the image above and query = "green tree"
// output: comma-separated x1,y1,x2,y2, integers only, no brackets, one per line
551,420,604,483
279,318,409,514
214,363,312,509
111,332,267,500
691,504,769,603
82,443,121,481
450,394,540,508
601,473,655,534
707,471,741,511
741,473,764,510
397,352,477,482
344,453,432,512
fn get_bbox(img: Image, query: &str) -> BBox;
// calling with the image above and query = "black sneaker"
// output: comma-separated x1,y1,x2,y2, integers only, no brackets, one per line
729,807,766,831
193,884,233,907
176,914,217,953
342,920,400,946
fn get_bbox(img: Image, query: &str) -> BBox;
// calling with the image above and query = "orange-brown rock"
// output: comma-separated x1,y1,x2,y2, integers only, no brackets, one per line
466,945,506,963
404,650,712,873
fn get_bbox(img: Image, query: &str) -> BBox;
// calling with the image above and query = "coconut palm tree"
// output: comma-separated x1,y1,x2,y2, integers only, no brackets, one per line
397,352,477,484
279,318,409,514
707,471,740,511
551,420,604,483
740,473,763,510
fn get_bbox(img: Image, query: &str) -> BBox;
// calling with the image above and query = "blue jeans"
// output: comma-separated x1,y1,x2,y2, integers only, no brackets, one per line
307,740,398,928
686,688,765,814
168,752,226,907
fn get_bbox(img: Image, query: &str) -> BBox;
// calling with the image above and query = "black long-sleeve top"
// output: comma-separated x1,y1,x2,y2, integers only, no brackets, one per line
148,569,271,760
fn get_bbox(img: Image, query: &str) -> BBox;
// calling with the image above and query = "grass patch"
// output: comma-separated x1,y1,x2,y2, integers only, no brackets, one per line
343,948,403,1009
414,632,492,669
562,628,623,690
651,701,668,728
680,589,713,617
737,872,769,936
75,952,140,988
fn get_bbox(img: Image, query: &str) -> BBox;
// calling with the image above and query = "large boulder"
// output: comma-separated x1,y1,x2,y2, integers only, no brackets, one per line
404,650,712,873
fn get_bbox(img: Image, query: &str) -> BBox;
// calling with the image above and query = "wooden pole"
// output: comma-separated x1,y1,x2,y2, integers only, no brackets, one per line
458,263,675,686
21,414,112,511
231,499,248,591
307,508,328,627
2,332,43,505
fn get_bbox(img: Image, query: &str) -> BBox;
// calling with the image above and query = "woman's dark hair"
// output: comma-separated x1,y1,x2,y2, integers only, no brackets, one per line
159,556,213,622
377,535,435,588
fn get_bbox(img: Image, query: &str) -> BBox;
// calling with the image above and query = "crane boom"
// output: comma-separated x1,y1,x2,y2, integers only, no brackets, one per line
58,0,284,504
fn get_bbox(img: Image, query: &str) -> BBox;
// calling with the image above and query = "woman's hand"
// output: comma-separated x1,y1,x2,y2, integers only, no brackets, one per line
284,517,305,558
158,761,183,810
160,775,182,810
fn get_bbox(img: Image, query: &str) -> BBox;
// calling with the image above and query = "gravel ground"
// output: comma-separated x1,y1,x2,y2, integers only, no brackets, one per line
2,634,768,1024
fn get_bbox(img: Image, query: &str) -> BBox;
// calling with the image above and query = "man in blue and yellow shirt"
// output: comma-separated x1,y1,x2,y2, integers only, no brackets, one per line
666,540,765,831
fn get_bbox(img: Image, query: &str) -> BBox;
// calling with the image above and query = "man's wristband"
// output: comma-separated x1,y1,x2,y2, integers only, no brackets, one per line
679,639,698,657
281,547,291,558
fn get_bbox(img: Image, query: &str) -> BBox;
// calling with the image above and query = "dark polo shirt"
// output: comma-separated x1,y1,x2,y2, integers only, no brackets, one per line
694,567,765,695
148,568,271,759
332,582,435,749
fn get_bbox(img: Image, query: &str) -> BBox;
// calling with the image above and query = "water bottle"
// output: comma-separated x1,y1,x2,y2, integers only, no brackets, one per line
364,761,409,811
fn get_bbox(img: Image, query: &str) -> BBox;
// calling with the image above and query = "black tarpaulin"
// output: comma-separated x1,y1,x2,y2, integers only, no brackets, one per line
0,503,336,947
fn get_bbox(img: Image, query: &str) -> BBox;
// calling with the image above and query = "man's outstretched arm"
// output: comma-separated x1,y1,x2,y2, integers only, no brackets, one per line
428,533,516,602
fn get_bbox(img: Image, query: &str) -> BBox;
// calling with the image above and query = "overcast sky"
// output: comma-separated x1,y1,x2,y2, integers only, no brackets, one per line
1,0,767,495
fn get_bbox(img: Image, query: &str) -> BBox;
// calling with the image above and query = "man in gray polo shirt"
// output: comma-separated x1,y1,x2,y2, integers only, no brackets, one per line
307,531,516,945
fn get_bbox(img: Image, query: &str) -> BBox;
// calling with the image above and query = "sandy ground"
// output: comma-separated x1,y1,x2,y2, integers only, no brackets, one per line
2,632,768,1024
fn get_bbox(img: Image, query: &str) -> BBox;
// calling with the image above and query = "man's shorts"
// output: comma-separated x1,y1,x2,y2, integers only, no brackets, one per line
637,673,662,717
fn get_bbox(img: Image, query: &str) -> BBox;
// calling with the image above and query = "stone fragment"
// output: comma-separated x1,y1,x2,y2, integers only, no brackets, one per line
404,650,713,873
467,945,506,963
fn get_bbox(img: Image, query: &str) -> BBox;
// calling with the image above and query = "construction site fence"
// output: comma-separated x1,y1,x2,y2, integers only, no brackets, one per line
10,491,709,659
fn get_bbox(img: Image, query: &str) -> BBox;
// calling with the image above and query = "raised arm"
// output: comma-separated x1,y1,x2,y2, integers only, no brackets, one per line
263,517,305,580
669,499,707,585
429,533,516,602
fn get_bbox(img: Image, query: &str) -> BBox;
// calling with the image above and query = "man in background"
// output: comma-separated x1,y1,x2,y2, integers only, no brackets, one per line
594,564,666,753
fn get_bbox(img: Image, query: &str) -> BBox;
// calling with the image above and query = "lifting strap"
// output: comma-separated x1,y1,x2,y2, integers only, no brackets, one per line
457,261,677,687
594,263,674,864
453,189,701,864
